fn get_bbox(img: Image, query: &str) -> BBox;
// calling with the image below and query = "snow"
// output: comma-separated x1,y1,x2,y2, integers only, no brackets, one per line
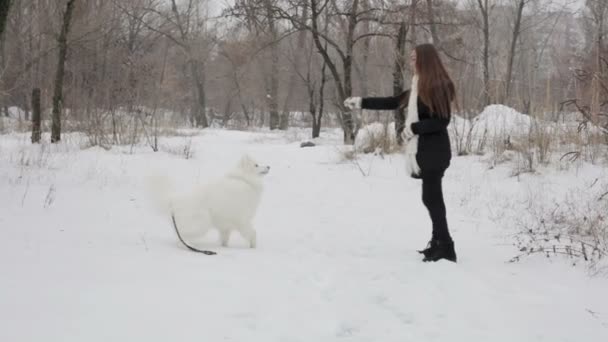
472,104,532,133
7,106,27,120
1,127,608,342
451,104,535,148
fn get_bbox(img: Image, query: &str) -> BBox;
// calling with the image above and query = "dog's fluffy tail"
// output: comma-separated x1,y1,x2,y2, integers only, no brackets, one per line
144,172,173,215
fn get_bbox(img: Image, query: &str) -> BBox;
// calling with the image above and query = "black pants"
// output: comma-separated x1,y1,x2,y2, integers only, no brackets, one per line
421,174,452,242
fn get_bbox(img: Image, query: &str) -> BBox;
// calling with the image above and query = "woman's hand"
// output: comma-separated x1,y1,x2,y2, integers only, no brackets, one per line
343,97,362,110
401,124,416,141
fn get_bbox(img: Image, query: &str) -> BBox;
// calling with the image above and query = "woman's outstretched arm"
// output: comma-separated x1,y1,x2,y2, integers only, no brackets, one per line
361,90,410,110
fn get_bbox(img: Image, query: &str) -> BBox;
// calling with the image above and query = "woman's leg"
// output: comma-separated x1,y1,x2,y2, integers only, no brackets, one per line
421,174,452,242
421,174,456,261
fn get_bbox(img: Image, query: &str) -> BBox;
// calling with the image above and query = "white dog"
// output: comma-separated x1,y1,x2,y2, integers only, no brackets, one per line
147,155,270,252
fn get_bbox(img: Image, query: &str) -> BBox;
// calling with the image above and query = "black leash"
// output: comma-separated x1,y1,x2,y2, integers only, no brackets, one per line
171,213,216,255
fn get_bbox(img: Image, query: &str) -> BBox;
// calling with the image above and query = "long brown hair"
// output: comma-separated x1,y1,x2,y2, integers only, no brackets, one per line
414,44,455,118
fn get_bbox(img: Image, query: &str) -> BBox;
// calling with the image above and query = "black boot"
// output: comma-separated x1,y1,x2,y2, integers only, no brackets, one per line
417,239,437,258
422,240,457,263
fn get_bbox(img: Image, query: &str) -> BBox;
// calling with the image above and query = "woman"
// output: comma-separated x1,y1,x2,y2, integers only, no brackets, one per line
344,44,456,262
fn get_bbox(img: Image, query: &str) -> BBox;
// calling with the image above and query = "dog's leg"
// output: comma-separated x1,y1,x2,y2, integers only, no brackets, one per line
219,230,231,247
249,230,257,248
239,224,257,249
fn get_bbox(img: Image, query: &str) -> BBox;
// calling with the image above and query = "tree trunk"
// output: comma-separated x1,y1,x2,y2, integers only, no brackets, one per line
267,43,280,129
505,0,526,102
51,0,76,143
281,6,308,130
314,48,328,139
357,0,371,96
263,0,280,130
309,0,351,143
410,0,418,46
223,96,233,126
22,93,29,121
31,88,41,143
232,67,250,127
312,118,321,138
592,1,605,123
340,0,360,145
0,0,10,40
394,21,408,145
426,0,439,46
477,0,491,107
308,85,319,138
188,58,208,128
307,0,357,144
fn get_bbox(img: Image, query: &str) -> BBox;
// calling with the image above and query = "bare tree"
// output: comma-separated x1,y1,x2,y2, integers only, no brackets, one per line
0,0,603,142
225,0,286,130
51,0,76,143
426,0,440,46
409,0,418,45
290,14,328,138
31,88,41,143
293,36,327,138
587,0,607,123
504,0,531,102
393,19,408,145
0,0,10,39
279,0,390,144
263,0,281,129
120,0,212,127
281,4,309,130
218,40,253,126
475,0,491,107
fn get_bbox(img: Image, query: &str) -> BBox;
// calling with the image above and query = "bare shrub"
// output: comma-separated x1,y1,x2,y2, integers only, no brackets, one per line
556,119,608,167
283,128,308,144
338,147,357,162
336,146,372,177
43,184,56,208
79,108,192,151
481,111,608,174
161,137,195,160
511,180,608,272
13,143,52,169
355,123,400,155
505,119,555,176
0,117,29,134
528,117,553,165
450,113,480,156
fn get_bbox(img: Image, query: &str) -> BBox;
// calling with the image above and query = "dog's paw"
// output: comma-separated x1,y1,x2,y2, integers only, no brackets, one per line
250,233,257,248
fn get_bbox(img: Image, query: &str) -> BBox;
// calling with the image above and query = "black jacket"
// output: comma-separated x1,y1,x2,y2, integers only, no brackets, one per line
361,91,451,176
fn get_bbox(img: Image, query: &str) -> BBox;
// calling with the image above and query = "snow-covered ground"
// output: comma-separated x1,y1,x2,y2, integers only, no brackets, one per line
1,127,607,342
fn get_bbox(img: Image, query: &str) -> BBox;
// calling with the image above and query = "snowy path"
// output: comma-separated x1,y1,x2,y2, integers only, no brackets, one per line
1,130,607,341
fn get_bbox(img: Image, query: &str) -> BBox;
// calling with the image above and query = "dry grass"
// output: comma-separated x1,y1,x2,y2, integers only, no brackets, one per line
355,123,401,155
478,118,607,175
337,147,372,177
160,136,195,159
511,179,608,273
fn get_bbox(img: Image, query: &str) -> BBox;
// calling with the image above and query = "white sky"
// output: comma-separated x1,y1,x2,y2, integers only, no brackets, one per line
551,0,586,12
